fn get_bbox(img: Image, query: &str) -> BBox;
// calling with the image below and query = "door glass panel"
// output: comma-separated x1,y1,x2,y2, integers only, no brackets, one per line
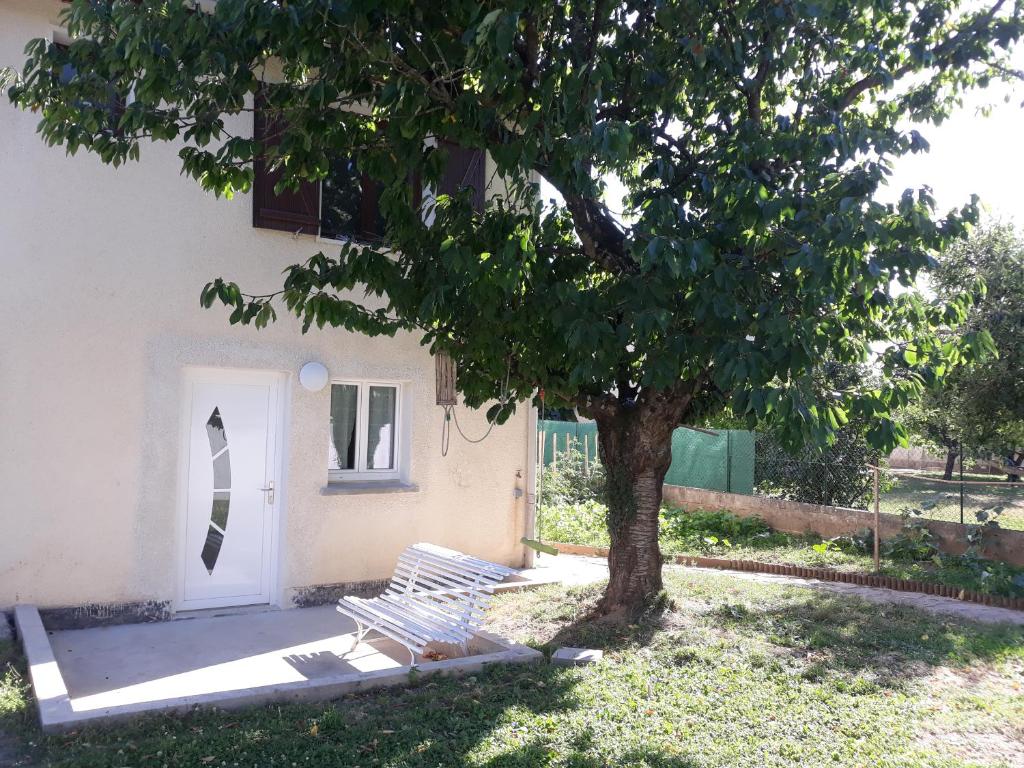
366,386,397,470
205,407,228,455
211,491,230,529
329,384,359,470
202,407,230,574
212,452,232,489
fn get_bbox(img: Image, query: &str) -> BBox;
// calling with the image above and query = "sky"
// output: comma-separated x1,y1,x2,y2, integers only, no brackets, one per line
883,71,1024,224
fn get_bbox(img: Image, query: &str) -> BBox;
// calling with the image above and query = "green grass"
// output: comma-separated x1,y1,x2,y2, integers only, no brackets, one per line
3,573,1023,767
539,503,1024,597
0,641,27,718
0,639,31,767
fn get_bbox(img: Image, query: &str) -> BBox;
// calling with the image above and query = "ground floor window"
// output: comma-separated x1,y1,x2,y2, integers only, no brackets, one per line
328,381,401,481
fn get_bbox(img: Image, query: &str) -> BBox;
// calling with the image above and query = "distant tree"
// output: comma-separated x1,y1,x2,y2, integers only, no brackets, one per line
10,0,1016,613
903,224,1024,479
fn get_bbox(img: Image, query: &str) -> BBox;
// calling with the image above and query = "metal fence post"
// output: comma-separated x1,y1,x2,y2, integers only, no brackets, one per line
873,465,880,572
959,443,965,525
726,430,733,493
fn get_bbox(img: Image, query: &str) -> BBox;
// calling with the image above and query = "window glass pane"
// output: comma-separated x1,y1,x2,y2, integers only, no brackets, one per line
321,157,382,241
329,384,359,471
366,386,397,470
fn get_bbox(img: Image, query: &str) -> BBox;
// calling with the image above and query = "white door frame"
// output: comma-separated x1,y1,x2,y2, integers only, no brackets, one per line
174,366,288,611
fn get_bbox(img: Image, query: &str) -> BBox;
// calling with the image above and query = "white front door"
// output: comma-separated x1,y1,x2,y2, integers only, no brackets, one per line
180,369,283,609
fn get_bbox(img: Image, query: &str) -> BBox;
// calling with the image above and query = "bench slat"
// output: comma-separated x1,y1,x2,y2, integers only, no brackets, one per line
390,566,494,606
378,594,475,634
404,547,513,581
383,585,487,620
394,555,492,591
411,544,516,578
383,589,484,624
340,597,465,645
392,560,484,592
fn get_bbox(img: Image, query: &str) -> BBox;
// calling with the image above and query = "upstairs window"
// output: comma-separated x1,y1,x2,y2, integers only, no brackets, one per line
320,156,383,242
53,41,125,134
252,100,485,240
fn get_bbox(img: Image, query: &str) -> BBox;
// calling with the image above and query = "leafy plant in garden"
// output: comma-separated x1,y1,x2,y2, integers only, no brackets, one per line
882,503,1024,596
11,0,1018,612
542,447,606,506
538,499,613,548
659,507,771,547
883,507,942,561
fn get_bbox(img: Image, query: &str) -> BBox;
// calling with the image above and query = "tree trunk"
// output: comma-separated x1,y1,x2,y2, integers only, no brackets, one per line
943,447,959,481
589,389,691,616
1008,451,1023,483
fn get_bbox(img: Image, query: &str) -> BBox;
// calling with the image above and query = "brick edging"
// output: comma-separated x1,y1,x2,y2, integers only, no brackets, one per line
548,542,1024,612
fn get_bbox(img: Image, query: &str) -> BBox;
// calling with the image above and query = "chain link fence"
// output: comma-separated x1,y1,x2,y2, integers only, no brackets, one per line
875,471,1024,531
754,433,1024,531
754,431,880,509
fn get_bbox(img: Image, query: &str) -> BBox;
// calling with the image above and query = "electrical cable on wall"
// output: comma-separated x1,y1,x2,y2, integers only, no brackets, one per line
436,351,509,456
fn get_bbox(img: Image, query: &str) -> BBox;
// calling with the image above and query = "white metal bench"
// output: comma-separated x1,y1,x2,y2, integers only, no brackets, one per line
336,543,516,664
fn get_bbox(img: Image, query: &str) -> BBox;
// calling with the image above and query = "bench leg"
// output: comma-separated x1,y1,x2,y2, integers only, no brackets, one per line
348,620,370,654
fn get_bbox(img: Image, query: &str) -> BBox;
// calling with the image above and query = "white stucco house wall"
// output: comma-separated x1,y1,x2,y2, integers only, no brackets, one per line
0,0,536,626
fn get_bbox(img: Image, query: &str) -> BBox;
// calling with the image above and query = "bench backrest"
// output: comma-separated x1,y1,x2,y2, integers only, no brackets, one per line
385,543,516,631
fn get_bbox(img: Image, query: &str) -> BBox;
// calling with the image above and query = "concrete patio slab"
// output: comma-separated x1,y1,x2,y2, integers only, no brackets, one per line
17,604,541,732
504,554,609,588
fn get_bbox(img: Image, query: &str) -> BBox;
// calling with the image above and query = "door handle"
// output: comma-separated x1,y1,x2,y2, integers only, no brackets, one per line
259,481,275,504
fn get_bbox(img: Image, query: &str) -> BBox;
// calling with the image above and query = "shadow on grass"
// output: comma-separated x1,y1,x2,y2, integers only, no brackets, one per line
474,736,702,768
518,573,1023,689
24,649,700,768
712,592,1022,672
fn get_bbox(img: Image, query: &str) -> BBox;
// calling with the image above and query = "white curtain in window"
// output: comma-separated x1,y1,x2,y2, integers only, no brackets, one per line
330,384,358,470
367,386,396,470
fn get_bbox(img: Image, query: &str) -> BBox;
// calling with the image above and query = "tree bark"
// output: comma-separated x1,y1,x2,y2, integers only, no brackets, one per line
1007,451,1023,483
943,447,959,481
587,388,692,616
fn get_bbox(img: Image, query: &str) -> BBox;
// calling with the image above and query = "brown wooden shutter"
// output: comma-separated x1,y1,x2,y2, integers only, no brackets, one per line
439,141,485,212
252,94,320,235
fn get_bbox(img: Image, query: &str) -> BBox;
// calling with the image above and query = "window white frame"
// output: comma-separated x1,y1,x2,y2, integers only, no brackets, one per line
328,380,403,482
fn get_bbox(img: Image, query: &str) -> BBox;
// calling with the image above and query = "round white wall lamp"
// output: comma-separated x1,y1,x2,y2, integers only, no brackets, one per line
298,361,329,392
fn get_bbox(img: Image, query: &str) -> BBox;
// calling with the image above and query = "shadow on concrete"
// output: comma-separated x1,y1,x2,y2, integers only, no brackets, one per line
49,606,409,699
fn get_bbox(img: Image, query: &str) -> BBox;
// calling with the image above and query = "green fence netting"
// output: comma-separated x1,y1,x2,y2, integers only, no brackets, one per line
539,421,754,494
665,429,754,494
541,421,599,465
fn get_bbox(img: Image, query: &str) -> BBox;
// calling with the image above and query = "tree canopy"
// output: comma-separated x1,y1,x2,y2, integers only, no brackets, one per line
902,223,1024,471
10,0,1021,609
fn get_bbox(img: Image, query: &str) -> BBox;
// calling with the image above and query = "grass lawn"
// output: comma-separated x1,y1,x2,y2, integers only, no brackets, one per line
2,570,1023,767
